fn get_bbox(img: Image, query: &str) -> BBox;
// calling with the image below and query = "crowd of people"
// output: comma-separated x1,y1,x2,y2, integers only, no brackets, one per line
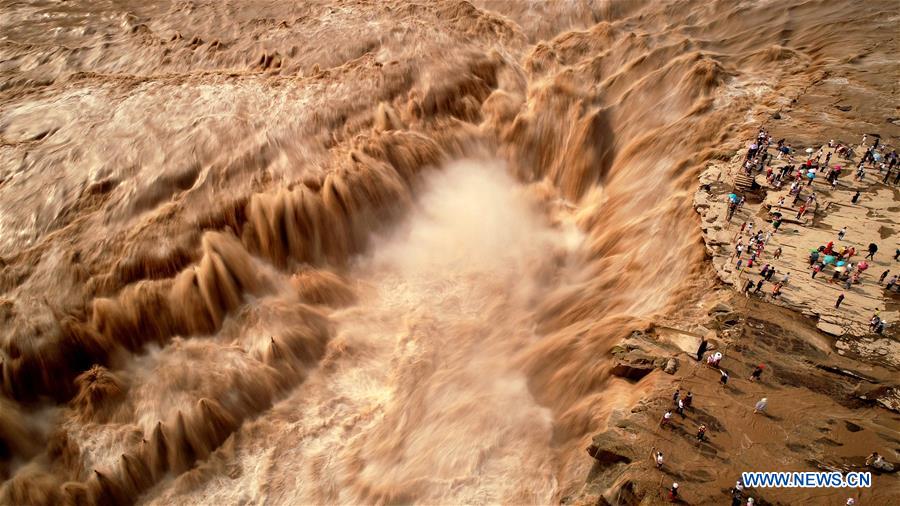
654,351,774,505
643,128,896,504
726,128,897,332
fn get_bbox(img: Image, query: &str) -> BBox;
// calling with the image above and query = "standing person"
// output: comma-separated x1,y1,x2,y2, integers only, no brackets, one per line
696,339,708,361
879,270,890,285
744,279,755,296
754,279,764,293
835,293,845,308
830,269,842,284
673,389,681,404
796,204,806,219
810,250,822,265
781,271,790,285
765,268,776,281
719,369,729,387
730,485,743,506
660,410,673,427
812,263,821,278
754,397,768,414
851,190,860,204
654,449,664,469
773,247,782,260
771,282,783,298
837,227,847,241
676,398,686,418
683,391,693,409
866,242,878,260
749,364,764,381
668,483,679,502
696,424,707,442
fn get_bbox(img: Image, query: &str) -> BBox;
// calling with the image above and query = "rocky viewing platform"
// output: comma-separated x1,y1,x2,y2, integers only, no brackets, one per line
693,142,899,368
572,138,900,506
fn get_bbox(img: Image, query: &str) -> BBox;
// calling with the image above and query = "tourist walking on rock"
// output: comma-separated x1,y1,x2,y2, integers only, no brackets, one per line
719,369,729,387
866,242,878,260
696,339,708,361
753,397,768,414
879,270,890,284
830,269,841,284
835,293,845,308
696,424,707,441
730,484,743,506
837,227,846,241
851,191,860,204
773,247,782,260
677,398,685,418
869,314,881,332
749,364,764,381
771,282,782,299
660,410,672,427
684,391,693,408
754,279,764,293
654,449,664,469
668,483,679,502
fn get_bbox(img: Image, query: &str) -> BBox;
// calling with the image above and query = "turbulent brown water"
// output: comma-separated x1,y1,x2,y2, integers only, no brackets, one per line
1,0,897,504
